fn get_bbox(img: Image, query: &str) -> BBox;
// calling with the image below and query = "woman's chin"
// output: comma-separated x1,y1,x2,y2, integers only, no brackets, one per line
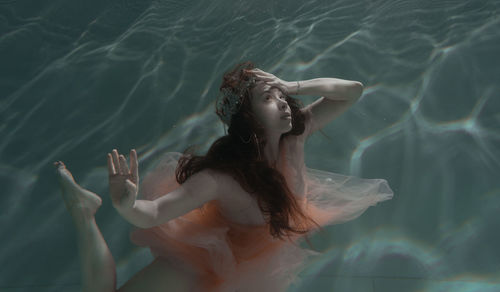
281,123,293,133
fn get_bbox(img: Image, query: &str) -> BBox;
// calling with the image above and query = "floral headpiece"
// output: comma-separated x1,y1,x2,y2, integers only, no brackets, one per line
216,75,256,126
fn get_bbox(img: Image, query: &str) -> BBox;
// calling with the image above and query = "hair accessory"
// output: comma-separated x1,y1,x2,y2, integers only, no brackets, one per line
216,75,256,125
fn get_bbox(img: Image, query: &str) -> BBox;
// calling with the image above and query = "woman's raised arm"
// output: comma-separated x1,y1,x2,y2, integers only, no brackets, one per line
246,69,363,135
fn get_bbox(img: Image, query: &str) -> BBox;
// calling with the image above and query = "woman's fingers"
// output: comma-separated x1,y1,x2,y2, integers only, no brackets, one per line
130,149,139,183
108,149,138,179
249,69,289,91
249,70,267,77
258,76,274,81
107,153,116,175
252,68,271,77
119,155,130,175
249,70,277,82
248,71,273,81
246,68,265,75
112,149,121,174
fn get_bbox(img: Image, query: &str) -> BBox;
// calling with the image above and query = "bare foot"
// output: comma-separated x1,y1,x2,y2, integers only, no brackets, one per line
54,161,102,224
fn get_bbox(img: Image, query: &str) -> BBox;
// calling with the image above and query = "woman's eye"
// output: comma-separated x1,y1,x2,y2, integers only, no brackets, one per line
264,95,285,101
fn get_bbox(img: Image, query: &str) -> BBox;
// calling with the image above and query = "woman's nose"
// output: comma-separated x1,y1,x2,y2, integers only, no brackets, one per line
280,100,288,110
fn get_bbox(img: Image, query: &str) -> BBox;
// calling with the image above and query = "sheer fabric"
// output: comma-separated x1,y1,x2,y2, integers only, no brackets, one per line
130,108,394,291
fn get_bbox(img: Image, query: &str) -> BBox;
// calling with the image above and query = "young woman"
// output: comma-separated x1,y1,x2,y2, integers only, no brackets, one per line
54,61,393,292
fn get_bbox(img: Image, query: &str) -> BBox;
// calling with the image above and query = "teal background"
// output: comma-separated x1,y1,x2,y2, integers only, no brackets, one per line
1,0,499,291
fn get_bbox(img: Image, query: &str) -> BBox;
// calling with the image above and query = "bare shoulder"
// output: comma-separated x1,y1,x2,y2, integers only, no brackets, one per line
178,168,221,201
152,168,226,224
182,169,231,199
200,169,247,202
202,168,261,221
201,169,236,192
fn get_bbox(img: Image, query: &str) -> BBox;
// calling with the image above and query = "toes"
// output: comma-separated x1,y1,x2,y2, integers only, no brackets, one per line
54,162,72,180
53,161,66,169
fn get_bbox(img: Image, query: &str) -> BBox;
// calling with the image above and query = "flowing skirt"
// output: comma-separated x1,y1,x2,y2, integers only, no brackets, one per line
130,152,394,292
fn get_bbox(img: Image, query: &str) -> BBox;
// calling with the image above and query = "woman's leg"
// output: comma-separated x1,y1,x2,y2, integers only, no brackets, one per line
55,161,199,292
55,161,116,292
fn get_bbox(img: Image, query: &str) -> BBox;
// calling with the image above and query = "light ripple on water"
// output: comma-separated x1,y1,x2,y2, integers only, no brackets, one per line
0,0,499,290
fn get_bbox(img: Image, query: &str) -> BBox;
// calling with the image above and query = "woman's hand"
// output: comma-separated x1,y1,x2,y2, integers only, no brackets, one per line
245,68,295,95
107,149,139,212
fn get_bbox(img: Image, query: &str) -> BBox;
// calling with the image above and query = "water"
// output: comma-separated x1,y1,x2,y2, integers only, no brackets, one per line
1,0,499,291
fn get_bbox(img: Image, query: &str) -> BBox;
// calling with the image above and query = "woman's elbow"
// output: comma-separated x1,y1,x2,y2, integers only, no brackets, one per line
351,81,363,100
134,200,160,229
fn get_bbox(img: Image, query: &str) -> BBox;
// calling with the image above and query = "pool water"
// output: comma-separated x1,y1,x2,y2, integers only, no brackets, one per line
1,0,499,291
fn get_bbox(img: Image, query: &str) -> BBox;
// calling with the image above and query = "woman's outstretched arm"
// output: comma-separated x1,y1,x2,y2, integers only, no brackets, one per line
120,170,218,228
108,149,219,228
149,169,219,226
116,170,219,228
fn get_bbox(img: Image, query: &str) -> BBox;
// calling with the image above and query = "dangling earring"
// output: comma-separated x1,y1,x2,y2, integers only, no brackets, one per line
239,133,252,143
239,133,261,159
254,134,262,160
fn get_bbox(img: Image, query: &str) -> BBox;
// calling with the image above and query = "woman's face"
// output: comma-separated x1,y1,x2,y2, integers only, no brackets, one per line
250,80,292,134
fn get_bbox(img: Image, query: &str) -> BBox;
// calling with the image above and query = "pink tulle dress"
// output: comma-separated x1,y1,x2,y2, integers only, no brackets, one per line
130,108,394,292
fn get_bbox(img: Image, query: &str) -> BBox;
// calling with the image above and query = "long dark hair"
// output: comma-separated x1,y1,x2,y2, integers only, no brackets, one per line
175,61,321,241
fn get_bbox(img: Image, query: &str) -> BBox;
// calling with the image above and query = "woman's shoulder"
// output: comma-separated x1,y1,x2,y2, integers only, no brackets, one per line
201,168,237,189
200,168,247,201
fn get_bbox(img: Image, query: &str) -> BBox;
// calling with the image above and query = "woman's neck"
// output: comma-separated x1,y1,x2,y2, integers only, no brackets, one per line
262,132,282,167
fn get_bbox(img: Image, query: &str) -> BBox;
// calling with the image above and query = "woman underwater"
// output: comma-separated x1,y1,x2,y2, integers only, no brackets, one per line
54,61,393,292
